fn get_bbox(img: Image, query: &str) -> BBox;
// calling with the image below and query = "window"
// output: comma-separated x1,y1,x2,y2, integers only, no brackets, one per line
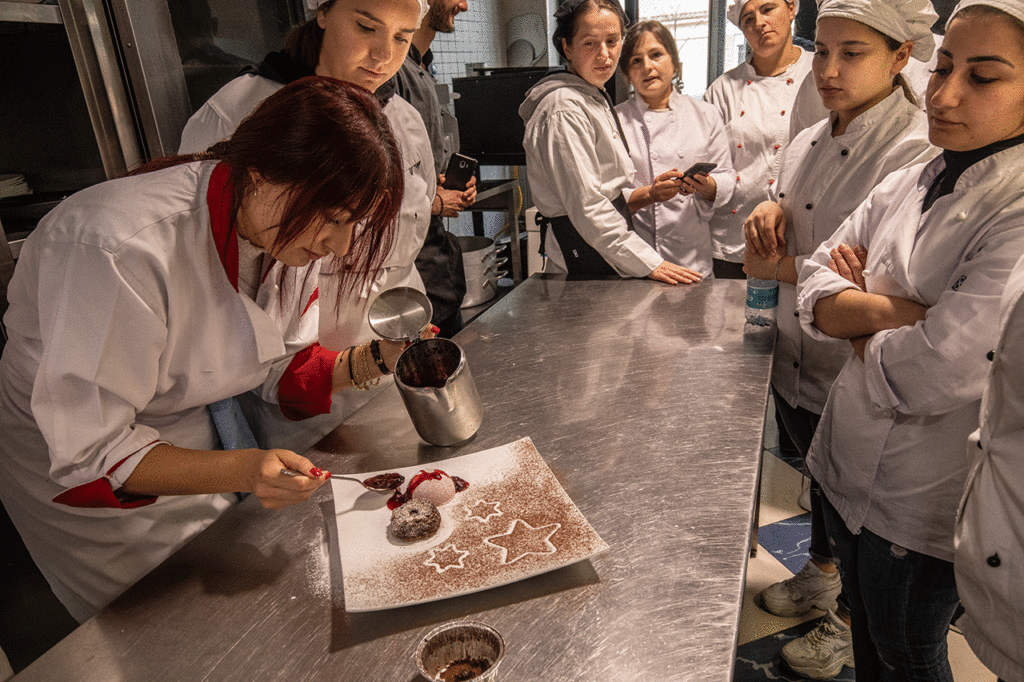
634,0,746,96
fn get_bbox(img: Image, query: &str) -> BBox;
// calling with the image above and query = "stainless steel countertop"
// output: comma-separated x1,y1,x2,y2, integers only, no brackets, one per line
14,277,773,682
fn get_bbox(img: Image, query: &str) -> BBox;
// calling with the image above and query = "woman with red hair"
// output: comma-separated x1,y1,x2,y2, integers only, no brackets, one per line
0,77,402,622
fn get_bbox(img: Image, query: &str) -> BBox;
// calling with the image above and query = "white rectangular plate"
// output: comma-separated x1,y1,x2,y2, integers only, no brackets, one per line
331,437,608,612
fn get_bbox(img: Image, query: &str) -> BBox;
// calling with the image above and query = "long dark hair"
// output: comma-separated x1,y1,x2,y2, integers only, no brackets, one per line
135,76,402,297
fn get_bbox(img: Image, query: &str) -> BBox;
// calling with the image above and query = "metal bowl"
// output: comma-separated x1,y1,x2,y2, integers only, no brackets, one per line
415,621,505,681
367,286,433,342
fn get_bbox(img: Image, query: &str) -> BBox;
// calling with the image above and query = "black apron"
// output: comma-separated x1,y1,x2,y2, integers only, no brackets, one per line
538,194,634,278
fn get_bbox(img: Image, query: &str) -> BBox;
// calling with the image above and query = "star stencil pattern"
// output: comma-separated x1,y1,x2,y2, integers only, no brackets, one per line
484,519,561,564
466,500,503,523
424,543,469,573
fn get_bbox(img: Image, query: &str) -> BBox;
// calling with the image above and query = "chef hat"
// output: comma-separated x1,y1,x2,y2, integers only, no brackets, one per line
306,0,430,26
816,0,937,61
947,0,1024,27
728,0,800,28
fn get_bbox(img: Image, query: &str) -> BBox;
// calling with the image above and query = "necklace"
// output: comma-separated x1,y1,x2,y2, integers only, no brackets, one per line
769,45,801,77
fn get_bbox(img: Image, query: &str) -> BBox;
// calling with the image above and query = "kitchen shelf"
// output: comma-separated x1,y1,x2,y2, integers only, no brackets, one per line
0,2,62,24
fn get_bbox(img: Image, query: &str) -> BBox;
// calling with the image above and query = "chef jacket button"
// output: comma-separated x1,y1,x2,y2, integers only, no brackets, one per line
841,149,849,156
811,140,817,146
987,350,995,361
781,110,786,115
737,143,743,148
741,110,746,116
774,144,780,150
794,311,800,317
957,211,968,221
786,78,793,84
779,192,786,198
747,80,752,85
736,175,741,181
806,203,813,210
768,179,775,185
732,209,738,214
988,553,1001,567
793,361,800,369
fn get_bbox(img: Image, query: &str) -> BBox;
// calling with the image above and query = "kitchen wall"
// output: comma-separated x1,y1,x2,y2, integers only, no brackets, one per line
429,0,506,85
429,0,509,238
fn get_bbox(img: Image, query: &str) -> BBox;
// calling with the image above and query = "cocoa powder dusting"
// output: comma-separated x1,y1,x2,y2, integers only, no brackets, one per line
344,440,608,610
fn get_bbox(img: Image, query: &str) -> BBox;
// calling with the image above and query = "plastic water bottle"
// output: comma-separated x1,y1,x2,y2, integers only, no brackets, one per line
745,276,779,328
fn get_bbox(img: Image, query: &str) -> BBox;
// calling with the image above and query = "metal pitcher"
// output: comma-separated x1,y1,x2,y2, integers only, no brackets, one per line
394,338,483,446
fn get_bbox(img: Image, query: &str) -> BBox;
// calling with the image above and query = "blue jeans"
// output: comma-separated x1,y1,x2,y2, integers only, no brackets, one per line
821,495,960,681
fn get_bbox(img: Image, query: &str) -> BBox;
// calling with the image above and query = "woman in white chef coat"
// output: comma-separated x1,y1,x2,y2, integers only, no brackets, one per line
740,0,938,676
703,0,829,278
955,248,1024,682
0,77,404,622
614,21,736,278
519,0,701,283
178,0,436,449
795,1,1024,677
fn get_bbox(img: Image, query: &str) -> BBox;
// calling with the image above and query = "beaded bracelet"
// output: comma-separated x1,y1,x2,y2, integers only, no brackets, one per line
369,339,391,375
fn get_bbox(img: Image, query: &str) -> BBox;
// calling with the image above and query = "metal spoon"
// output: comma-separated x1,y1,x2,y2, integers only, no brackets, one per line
279,468,404,494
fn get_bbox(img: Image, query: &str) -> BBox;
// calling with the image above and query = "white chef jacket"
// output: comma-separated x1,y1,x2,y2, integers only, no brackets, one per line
703,49,829,262
772,88,937,414
519,72,663,278
179,73,434,449
797,145,1024,562
954,250,1024,682
615,90,736,277
0,161,339,620
179,72,433,346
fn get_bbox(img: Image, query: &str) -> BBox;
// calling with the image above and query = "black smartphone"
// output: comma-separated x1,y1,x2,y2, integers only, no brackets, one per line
682,162,717,179
442,153,478,191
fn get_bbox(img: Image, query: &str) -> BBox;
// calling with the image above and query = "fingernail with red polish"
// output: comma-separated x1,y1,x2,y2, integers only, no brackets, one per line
431,326,440,334
324,471,332,480
309,467,322,478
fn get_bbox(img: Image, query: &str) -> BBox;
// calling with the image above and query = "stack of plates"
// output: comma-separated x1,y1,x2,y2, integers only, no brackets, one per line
0,175,32,200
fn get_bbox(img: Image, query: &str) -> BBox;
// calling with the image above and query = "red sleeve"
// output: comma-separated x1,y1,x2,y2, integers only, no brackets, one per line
51,444,166,509
278,343,341,421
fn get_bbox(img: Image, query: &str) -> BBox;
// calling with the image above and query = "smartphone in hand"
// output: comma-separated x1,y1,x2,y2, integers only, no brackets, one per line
682,162,717,179
442,153,478,191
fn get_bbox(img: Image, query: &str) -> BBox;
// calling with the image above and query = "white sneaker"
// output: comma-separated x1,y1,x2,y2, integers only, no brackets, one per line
798,476,812,512
757,560,841,617
781,608,855,679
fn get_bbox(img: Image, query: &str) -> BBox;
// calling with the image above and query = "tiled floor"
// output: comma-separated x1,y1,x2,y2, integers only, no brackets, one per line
734,401,998,682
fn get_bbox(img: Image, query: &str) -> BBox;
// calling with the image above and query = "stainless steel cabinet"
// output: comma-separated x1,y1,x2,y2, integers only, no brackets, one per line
0,0,308,255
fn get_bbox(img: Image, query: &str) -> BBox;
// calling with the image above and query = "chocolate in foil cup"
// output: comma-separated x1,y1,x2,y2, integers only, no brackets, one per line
415,621,505,681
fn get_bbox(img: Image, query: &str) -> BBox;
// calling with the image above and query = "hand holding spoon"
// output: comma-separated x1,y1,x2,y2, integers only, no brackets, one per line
279,468,404,494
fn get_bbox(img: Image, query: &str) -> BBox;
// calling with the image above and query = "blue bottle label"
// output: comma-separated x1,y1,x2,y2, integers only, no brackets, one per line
746,286,778,310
